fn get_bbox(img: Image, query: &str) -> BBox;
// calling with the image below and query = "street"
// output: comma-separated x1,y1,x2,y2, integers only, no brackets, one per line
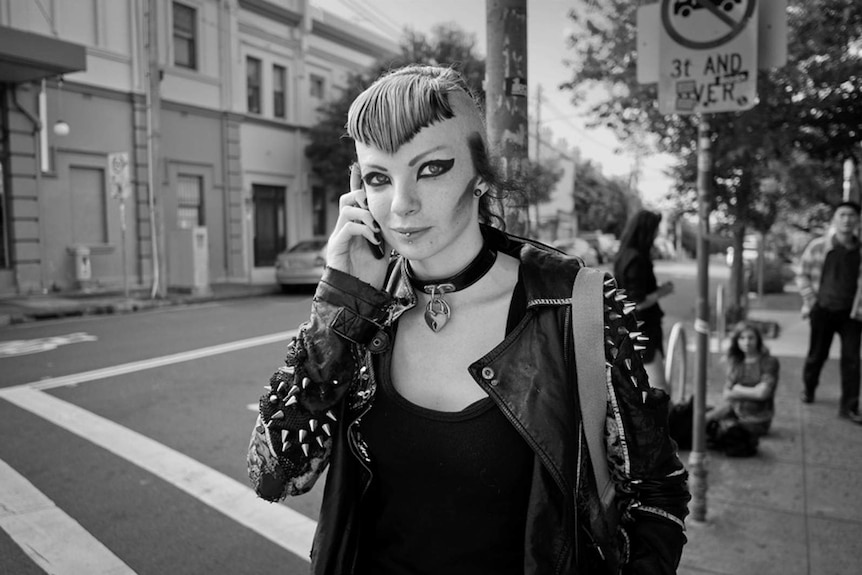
0,293,324,574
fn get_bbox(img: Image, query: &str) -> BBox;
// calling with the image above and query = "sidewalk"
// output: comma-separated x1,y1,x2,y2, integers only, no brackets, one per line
0,282,281,326
678,301,860,575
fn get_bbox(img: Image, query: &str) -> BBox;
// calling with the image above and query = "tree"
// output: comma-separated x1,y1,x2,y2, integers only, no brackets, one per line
561,0,862,315
573,158,633,236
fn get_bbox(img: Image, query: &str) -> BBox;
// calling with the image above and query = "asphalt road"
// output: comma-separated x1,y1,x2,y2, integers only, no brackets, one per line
0,292,325,574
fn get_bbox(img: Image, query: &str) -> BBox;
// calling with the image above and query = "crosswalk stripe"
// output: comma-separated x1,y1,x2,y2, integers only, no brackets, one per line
0,458,137,574
23,330,297,391
0,387,316,563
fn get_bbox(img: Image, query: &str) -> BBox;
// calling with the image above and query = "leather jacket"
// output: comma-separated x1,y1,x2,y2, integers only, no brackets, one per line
248,227,690,574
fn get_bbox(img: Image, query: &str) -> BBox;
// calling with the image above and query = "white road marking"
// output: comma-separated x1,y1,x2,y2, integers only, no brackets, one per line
0,386,316,562
22,330,297,391
0,458,136,575
0,332,98,358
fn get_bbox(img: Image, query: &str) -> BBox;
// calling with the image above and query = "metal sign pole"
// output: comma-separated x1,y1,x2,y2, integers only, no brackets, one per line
120,199,129,299
689,114,712,523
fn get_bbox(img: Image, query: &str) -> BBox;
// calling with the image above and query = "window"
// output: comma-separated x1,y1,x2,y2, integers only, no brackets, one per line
247,57,262,114
273,65,286,119
173,2,197,70
310,74,325,99
177,174,204,229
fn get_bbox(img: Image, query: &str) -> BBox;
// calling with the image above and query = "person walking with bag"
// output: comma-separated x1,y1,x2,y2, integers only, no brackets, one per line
797,201,862,424
247,64,689,574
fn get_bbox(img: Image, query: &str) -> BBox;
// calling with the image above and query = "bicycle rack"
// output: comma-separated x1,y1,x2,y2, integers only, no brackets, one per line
664,321,688,404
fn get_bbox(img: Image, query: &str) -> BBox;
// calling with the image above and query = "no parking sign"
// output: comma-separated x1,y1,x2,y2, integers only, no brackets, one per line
658,0,759,114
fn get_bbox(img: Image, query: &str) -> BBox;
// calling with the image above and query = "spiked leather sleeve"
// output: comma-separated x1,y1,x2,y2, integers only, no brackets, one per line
248,267,392,502
601,282,690,574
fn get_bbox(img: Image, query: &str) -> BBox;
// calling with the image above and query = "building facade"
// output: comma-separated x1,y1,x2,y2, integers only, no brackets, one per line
0,0,396,295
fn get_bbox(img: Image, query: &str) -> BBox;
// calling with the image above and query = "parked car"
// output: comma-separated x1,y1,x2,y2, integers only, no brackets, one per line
275,237,328,290
551,237,600,267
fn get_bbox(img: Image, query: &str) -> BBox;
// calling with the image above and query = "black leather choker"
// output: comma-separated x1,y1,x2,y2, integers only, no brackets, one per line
405,243,497,333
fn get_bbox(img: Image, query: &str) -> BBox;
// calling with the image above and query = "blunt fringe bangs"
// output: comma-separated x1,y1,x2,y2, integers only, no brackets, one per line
347,65,476,154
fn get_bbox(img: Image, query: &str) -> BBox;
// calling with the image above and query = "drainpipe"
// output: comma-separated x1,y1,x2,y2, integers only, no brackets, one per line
11,83,49,292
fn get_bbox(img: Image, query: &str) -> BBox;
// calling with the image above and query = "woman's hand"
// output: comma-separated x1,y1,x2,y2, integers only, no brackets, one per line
325,164,389,289
656,281,674,299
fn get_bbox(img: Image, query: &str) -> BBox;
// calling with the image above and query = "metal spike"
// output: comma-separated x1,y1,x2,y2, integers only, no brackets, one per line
634,344,647,352
609,347,618,359
631,375,639,387
271,410,285,420
628,331,643,339
326,410,337,422
604,305,612,312
287,385,300,398
284,395,298,407
618,326,630,335
623,304,637,315
609,312,622,321
322,423,331,437
637,335,650,342
309,419,318,433
316,436,325,448
278,365,295,375
301,443,310,457
263,384,272,392
614,293,627,302
604,278,615,287
298,429,308,442
277,381,288,393
606,338,616,347
642,391,648,403
302,376,311,389
625,358,632,371
265,420,274,428
269,395,279,403
617,289,627,296
604,288,617,299
281,429,290,443
637,320,645,328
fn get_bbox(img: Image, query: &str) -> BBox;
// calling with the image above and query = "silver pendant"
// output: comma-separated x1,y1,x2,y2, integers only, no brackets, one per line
424,296,451,332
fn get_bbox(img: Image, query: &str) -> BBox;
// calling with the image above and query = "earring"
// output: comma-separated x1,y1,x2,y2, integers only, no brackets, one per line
473,188,483,198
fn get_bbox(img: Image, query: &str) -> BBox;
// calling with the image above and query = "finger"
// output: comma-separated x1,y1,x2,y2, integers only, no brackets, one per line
350,164,368,209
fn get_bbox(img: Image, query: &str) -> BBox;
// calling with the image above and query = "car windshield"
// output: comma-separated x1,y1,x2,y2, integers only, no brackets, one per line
288,239,327,253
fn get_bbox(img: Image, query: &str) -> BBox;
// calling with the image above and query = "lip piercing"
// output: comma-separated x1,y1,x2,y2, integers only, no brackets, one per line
405,232,412,237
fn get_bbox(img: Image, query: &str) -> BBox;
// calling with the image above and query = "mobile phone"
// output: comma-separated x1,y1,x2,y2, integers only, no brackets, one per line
351,164,385,260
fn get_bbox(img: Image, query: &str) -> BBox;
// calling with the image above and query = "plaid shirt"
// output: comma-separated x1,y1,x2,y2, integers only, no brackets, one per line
796,231,862,319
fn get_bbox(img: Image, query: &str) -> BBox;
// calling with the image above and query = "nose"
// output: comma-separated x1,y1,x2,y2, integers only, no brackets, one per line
390,179,420,216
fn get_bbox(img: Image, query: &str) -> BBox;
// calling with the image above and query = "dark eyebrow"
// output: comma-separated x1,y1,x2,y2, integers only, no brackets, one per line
408,145,448,167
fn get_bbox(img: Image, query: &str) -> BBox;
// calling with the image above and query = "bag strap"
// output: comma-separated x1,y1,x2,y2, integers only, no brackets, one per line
572,266,615,508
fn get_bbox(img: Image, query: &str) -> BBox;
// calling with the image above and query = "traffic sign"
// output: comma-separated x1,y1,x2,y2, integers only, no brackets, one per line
658,0,759,115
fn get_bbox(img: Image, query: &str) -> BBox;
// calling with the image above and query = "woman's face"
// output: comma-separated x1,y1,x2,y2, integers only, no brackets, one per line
355,108,483,276
737,329,759,355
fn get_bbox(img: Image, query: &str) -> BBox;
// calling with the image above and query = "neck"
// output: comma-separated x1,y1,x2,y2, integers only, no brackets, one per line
406,240,497,294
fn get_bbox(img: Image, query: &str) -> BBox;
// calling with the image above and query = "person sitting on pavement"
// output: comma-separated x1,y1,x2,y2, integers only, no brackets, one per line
706,321,780,438
796,200,862,425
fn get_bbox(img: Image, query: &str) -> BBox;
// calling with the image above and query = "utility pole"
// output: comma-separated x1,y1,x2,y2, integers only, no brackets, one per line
533,84,542,233
485,0,528,235
146,0,166,298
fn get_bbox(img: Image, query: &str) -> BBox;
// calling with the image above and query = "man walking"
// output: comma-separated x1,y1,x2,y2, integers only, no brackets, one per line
797,201,862,424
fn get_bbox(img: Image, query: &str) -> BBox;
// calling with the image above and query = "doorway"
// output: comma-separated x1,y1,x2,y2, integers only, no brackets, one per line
252,184,285,267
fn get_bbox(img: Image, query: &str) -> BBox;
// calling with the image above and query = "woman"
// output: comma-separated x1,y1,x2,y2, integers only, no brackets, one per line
707,321,780,438
248,65,689,574
613,210,675,394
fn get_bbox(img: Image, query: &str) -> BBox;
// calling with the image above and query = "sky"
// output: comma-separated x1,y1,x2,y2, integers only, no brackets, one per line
310,0,675,210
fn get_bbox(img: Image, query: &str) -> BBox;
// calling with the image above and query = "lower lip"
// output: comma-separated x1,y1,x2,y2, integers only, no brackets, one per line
394,228,429,241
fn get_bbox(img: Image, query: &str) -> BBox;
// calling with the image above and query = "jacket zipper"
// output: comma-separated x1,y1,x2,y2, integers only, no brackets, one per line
346,351,376,575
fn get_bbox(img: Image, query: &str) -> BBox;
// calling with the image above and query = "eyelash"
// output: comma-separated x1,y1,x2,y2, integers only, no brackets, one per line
361,159,455,189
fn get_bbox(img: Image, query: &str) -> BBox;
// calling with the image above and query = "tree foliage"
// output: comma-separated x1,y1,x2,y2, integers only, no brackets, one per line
561,0,862,307
573,158,633,236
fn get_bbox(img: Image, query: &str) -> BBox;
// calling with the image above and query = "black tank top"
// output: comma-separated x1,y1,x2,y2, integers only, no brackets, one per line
355,280,533,575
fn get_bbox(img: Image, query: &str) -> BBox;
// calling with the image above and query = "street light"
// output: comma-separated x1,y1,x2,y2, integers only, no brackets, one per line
53,120,70,136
